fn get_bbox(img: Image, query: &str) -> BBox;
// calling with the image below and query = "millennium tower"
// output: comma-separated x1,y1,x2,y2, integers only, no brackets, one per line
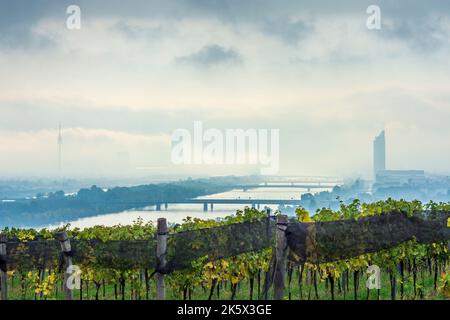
373,130,386,177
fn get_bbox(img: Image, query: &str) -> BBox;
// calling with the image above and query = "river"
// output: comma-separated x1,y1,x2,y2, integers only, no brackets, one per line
43,186,333,229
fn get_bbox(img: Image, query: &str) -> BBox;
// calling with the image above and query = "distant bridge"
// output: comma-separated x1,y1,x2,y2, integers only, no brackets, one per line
152,198,302,211
235,183,339,192
146,176,344,211
261,176,343,183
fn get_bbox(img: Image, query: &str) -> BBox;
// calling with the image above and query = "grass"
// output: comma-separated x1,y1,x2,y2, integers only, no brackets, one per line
4,267,447,300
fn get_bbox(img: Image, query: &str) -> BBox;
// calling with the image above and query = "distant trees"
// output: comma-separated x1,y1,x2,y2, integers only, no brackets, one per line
48,190,65,199
0,179,233,227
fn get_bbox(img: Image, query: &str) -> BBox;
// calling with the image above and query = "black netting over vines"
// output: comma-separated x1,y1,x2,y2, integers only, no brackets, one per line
2,213,449,274
286,212,450,264
5,239,156,271
164,218,275,272
6,240,61,271
71,239,156,270
3,219,274,273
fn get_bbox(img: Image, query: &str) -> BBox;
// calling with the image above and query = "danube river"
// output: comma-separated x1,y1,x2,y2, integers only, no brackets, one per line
44,186,333,229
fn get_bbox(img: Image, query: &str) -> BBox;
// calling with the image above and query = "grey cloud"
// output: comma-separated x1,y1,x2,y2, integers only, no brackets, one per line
184,0,450,23
0,1,56,27
0,25,58,50
290,53,369,66
176,45,242,67
380,19,447,52
2,0,450,51
2,1,450,26
0,0,66,49
262,18,312,45
111,20,167,41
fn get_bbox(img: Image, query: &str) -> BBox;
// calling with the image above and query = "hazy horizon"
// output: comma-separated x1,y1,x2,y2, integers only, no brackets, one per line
2,0,450,179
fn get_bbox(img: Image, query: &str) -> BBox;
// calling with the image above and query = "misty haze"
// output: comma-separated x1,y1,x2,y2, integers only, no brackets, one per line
0,0,449,303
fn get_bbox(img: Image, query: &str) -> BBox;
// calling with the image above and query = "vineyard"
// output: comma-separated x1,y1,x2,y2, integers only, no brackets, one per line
0,199,449,300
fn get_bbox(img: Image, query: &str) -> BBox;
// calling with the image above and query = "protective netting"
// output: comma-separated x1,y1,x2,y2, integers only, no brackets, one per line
286,212,450,264
2,213,449,273
2,219,273,272
164,218,274,272
71,239,156,270
5,239,156,271
6,240,60,271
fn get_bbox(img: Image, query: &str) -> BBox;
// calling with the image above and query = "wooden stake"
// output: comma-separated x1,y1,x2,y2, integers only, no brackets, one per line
263,207,272,300
56,231,73,300
156,218,167,300
0,234,7,300
274,215,288,300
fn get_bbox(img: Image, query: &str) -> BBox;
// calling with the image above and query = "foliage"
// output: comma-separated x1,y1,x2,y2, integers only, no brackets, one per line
1,199,449,300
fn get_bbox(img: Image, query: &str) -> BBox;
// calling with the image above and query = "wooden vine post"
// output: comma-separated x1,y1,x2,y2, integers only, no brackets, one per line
156,218,168,300
263,207,272,300
274,215,288,300
0,234,7,300
56,231,73,300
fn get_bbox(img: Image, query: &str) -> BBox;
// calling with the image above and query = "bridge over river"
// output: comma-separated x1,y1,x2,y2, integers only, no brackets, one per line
152,198,302,211
149,177,343,211
235,183,338,191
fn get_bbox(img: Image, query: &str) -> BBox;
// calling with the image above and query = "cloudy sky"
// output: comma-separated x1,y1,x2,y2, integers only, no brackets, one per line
1,0,450,179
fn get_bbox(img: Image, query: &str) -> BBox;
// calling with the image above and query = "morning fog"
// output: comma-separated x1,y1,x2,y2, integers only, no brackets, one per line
171,121,279,175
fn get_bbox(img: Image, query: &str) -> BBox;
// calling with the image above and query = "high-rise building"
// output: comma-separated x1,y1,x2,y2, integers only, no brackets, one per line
373,130,385,177
372,130,427,188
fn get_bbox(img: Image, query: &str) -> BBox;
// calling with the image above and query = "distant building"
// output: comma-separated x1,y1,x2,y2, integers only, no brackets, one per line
375,170,425,186
372,131,426,187
373,130,386,177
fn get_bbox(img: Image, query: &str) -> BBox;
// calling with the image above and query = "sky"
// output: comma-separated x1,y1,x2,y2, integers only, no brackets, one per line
1,0,450,179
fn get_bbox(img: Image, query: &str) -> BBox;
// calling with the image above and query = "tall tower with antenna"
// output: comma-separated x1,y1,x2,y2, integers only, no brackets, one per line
57,123,62,176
